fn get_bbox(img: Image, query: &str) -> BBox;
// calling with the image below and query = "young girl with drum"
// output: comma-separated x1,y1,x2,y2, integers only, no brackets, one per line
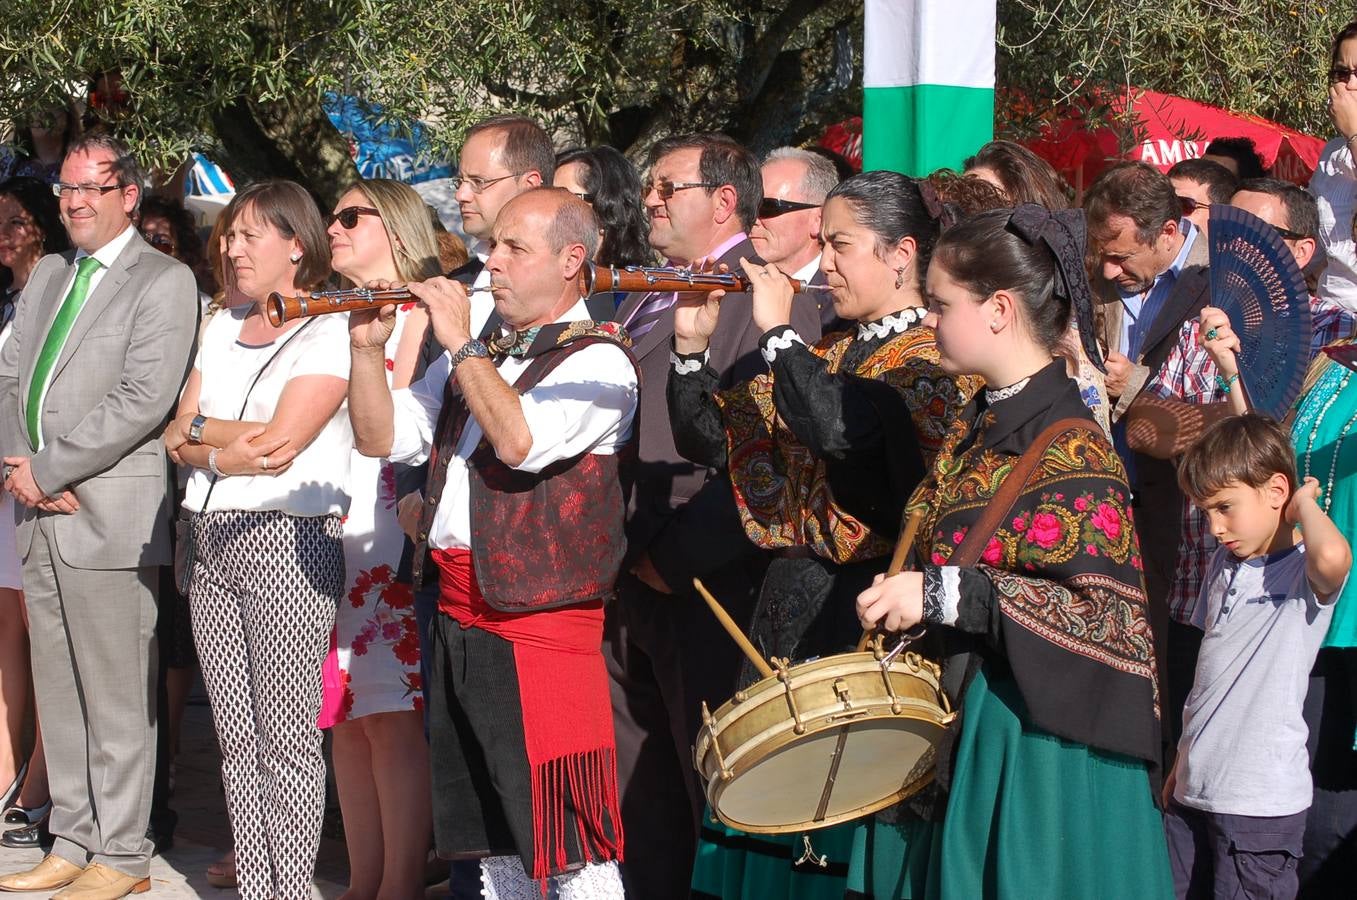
852,205,1171,898
670,171,980,898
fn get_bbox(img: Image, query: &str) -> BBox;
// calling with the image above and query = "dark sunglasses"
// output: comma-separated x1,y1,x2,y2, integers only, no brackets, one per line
1330,65,1357,84
325,206,381,229
1273,223,1311,242
1178,196,1210,216
758,197,821,218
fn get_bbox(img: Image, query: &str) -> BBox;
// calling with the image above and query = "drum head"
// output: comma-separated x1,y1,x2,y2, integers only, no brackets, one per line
713,717,941,832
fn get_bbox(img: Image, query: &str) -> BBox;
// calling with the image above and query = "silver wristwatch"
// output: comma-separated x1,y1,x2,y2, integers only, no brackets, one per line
188,414,208,443
449,338,489,371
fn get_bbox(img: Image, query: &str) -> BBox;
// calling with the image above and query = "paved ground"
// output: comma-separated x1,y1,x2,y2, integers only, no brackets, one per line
0,686,354,898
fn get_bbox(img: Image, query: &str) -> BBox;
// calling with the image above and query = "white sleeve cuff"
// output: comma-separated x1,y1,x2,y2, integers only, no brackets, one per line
670,349,708,375
759,327,805,365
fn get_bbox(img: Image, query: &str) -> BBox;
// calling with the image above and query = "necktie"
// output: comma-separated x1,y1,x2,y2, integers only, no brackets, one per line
27,256,102,450
624,291,675,342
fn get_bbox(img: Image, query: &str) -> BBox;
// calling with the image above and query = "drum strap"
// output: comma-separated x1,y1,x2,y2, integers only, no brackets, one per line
948,417,1096,567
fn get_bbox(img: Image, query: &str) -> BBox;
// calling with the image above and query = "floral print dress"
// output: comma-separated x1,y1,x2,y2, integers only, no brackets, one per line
326,306,422,723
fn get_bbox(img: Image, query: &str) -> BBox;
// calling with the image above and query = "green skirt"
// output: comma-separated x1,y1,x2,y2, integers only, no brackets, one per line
848,664,1173,899
691,819,857,900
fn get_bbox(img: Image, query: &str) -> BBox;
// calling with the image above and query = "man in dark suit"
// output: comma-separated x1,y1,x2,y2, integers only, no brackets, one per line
749,147,841,332
1083,161,1211,760
607,133,821,899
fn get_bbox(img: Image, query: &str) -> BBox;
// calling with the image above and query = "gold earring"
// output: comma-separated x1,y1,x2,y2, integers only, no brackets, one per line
894,267,905,290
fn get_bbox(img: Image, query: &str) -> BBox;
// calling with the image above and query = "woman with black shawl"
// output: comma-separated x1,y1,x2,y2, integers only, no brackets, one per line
851,205,1171,898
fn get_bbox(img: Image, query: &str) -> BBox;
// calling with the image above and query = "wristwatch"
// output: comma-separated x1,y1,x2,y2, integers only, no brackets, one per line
449,338,489,372
188,414,207,443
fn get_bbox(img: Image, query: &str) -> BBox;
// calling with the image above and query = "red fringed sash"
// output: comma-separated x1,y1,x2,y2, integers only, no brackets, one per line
432,549,623,879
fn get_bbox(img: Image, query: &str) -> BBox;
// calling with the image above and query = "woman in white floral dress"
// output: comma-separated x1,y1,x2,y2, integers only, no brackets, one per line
324,179,441,900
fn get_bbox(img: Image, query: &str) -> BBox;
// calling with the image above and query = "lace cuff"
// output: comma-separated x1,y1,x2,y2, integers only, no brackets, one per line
759,326,804,365
670,348,709,375
922,565,960,626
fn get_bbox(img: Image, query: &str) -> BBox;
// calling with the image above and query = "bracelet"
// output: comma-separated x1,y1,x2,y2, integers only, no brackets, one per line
1215,372,1240,394
208,447,225,477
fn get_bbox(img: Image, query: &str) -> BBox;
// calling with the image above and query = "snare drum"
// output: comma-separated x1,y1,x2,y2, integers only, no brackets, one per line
694,647,953,834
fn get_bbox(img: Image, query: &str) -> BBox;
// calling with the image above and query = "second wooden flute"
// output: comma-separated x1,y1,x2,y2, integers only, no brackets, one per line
267,263,830,325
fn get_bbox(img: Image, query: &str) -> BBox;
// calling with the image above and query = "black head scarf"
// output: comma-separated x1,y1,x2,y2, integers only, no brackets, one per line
1006,204,1105,372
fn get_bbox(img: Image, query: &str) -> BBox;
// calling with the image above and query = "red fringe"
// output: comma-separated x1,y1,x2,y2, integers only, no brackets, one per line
529,747,624,881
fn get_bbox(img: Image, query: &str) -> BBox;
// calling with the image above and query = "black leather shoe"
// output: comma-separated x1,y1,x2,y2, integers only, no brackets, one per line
2,818,53,850
3,799,51,826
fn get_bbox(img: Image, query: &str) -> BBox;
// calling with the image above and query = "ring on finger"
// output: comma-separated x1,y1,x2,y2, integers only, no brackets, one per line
1205,327,1219,341
262,455,269,472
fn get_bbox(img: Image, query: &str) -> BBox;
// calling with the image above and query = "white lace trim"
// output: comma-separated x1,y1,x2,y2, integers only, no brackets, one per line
984,376,1032,405
938,566,961,626
857,306,926,341
669,349,708,374
760,328,805,365
479,855,623,900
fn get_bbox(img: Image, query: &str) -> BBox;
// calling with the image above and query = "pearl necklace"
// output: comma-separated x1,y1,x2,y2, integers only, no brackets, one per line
1298,366,1356,513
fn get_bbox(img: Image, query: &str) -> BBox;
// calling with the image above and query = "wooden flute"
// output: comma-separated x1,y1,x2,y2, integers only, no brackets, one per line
266,263,829,325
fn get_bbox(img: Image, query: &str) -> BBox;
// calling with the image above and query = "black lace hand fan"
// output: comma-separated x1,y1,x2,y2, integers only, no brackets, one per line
1207,205,1312,420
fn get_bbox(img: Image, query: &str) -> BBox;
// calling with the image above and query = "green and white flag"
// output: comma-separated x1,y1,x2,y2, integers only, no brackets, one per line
863,0,997,176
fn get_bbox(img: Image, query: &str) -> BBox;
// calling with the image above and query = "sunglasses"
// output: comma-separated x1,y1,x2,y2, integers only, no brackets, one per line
648,178,719,200
1330,65,1357,84
758,197,820,218
326,206,381,229
1273,223,1310,241
1178,196,1210,216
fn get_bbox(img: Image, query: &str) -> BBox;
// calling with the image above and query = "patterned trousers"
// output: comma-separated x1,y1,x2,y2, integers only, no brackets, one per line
189,510,343,900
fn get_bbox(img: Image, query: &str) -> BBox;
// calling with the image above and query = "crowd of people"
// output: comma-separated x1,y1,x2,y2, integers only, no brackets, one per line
0,21,1356,900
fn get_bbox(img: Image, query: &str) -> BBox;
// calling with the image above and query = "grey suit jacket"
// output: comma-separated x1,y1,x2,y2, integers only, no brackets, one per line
613,237,823,587
0,230,199,569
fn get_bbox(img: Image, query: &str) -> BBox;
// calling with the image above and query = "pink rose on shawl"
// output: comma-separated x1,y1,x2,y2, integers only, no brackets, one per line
981,537,1003,566
1026,512,1063,549
1086,544,1099,556
1074,496,1089,512
952,530,966,545
1091,502,1122,540
932,551,948,565
1012,516,1027,532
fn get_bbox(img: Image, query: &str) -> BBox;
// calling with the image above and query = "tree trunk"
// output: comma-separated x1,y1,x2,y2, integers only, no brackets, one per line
210,93,359,206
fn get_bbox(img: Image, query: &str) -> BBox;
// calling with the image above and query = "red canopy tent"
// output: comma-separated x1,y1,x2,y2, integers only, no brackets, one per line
817,88,1326,195
1026,87,1326,193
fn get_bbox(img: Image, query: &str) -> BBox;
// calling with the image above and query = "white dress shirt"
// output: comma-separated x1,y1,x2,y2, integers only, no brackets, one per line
791,253,822,284
469,242,494,337
388,299,638,550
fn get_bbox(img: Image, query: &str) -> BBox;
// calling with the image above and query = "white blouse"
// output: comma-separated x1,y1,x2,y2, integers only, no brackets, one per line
1312,136,1357,312
183,306,353,517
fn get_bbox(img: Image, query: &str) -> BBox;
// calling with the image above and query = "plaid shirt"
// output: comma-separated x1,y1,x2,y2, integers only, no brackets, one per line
1146,295,1356,624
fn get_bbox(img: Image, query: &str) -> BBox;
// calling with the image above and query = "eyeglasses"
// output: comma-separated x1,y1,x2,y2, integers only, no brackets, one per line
1330,65,1357,84
456,173,523,193
648,178,719,200
142,232,176,250
758,197,821,218
568,191,597,204
325,206,381,229
52,182,123,199
1178,196,1210,216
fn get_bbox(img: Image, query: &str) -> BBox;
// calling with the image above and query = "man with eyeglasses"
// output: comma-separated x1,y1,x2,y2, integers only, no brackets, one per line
607,132,820,899
749,147,841,331
0,135,197,898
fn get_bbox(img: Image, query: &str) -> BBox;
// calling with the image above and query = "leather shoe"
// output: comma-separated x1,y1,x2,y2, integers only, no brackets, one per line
2,818,52,850
0,854,85,892
51,864,150,900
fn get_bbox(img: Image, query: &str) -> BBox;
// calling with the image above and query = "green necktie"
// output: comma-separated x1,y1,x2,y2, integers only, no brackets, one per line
27,256,102,450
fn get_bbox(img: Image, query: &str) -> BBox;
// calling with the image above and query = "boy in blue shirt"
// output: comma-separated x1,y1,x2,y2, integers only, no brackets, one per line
1163,414,1350,899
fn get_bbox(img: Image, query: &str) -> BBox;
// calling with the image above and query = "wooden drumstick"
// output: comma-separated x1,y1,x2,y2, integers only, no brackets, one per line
693,578,775,679
856,508,926,652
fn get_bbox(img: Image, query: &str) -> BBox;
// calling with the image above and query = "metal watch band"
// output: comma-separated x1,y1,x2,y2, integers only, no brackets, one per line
449,338,489,371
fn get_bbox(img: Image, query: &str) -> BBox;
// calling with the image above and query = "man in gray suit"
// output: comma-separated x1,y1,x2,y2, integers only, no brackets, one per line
0,135,197,899
607,133,822,899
